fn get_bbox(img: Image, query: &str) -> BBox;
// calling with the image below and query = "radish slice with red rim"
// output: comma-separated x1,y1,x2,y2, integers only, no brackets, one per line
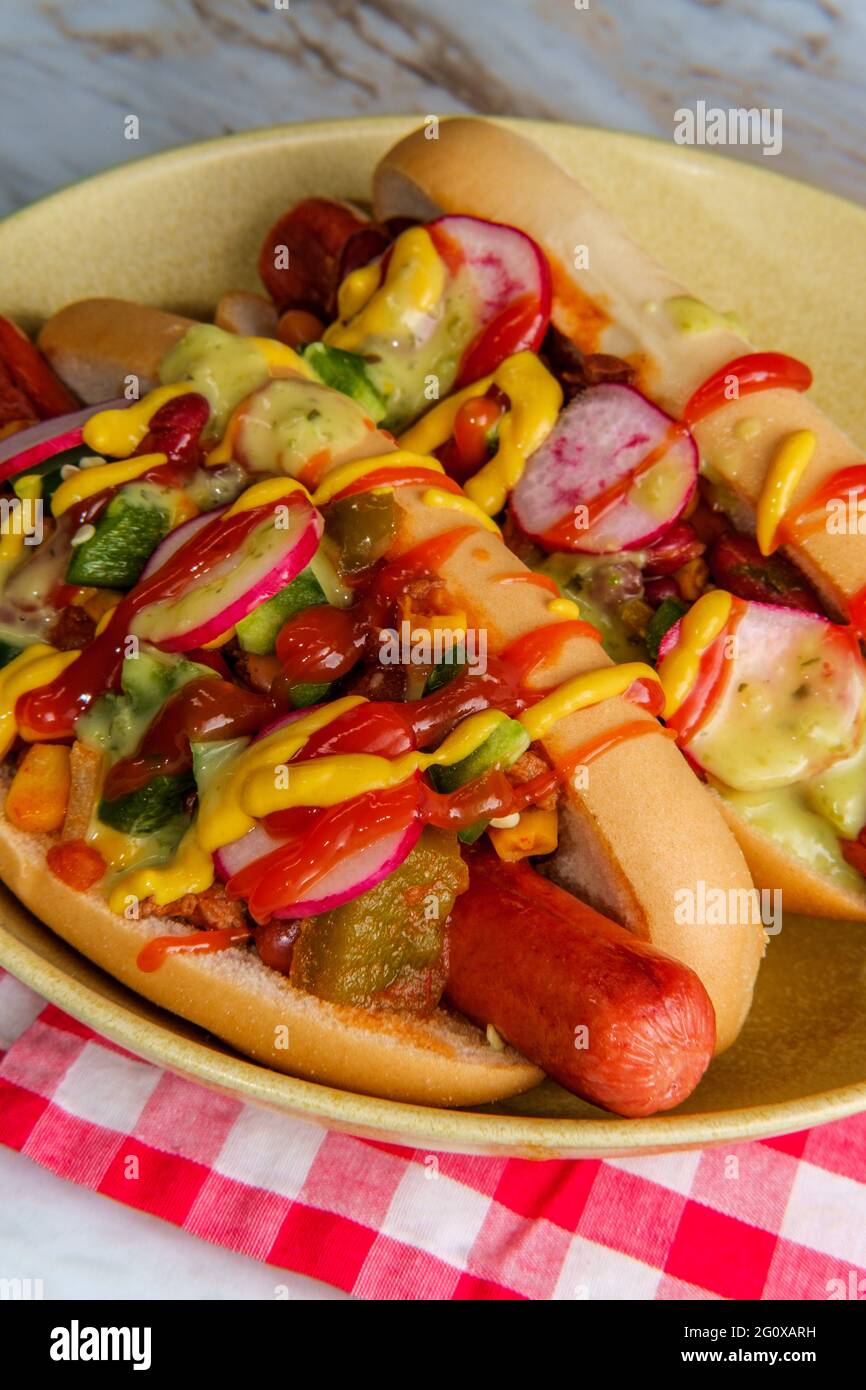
0,400,127,482
663,600,866,790
271,816,421,919
139,508,219,578
216,778,423,920
130,491,323,652
140,509,218,581
427,216,551,383
511,384,698,553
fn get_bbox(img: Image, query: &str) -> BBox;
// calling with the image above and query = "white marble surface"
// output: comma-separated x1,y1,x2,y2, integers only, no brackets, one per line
0,1146,348,1300
0,0,863,1304
0,0,863,218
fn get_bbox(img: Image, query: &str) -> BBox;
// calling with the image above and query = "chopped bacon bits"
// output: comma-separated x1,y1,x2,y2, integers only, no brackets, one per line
141,883,249,933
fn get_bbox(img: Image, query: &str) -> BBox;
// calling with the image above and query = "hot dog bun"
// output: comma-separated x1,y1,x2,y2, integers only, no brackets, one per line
38,298,196,404
9,295,761,1068
385,486,761,1053
0,772,542,1106
374,116,866,921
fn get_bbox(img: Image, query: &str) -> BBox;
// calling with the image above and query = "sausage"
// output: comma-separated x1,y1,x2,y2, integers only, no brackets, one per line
257,198,369,316
0,355,38,434
445,850,716,1117
38,299,196,404
0,314,78,418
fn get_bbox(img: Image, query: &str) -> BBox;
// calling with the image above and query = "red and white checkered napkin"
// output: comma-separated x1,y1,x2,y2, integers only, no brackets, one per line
1,967,864,1302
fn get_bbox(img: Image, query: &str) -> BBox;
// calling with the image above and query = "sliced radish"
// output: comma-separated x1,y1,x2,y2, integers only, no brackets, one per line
257,705,324,741
140,510,218,581
130,492,323,652
215,822,293,882
429,215,549,327
272,817,421,918
0,400,126,482
428,215,551,383
511,384,698,554
666,600,866,791
215,813,422,919
216,778,422,920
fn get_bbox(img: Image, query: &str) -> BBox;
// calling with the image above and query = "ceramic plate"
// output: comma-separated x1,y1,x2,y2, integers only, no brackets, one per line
2,117,865,1158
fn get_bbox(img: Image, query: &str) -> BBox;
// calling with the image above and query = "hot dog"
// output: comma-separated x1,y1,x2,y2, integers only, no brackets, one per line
373,117,866,922
447,849,715,1117
0,152,767,1113
38,298,196,404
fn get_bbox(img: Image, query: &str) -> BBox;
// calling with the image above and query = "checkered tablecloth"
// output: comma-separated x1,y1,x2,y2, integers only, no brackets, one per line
0,967,863,1300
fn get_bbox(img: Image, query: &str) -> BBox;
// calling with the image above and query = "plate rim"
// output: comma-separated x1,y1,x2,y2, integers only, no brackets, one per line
2,114,865,1157
3,113,865,240
3,913,866,1159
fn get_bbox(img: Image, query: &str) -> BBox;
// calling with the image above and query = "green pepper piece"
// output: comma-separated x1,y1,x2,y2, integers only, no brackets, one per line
98,773,195,836
288,681,332,709
430,717,530,844
302,342,387,423
324,493,397,576
235,566,327,655
290,828,467,1009
645,597,689,664
0,640,25,669
66,489,170,589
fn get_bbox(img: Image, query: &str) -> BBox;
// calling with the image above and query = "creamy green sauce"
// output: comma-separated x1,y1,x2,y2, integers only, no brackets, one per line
664,295,745,337
718,783,866,894
691,631,865,791
327,275,477,433
804,738,866,840
540,551,650,663
235,378,373,476
159,325,271,438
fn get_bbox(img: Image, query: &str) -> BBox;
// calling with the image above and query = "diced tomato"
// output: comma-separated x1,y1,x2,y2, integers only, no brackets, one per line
46,840,106,891
275,604,364,684
706,532,823,613
457,292,550,387
451,395,503,478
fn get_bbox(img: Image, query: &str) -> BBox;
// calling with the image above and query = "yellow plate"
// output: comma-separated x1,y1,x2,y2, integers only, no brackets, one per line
2,117,865,1158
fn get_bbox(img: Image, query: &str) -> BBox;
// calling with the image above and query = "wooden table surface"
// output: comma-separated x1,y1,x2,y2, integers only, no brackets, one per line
0,0,863,219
